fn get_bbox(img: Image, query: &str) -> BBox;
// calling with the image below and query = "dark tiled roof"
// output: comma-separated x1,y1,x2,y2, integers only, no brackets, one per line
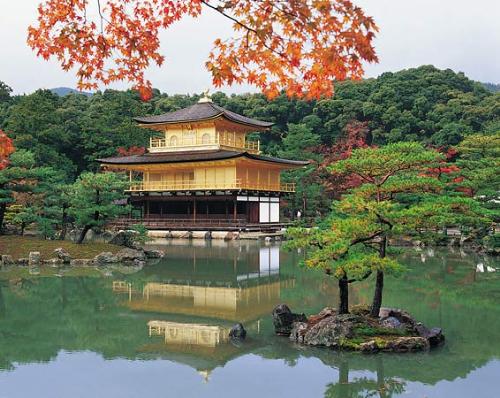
98,150,308,167
134,102,274,129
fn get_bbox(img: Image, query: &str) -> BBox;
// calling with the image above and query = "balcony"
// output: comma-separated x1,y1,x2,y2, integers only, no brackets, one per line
149,135,260,154
126,179,295,193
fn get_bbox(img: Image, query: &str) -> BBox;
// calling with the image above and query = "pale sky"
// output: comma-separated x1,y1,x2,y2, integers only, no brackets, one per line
0,0,499,95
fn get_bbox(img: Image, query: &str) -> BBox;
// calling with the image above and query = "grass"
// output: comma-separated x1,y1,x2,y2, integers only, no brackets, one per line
0,235,121,260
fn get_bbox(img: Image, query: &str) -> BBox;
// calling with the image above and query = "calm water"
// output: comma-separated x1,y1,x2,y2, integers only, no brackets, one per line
0,240,499,398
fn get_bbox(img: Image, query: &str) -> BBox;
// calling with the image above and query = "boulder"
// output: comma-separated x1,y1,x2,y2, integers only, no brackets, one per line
28,252,41,267
272,304,307,336
383,336,429,352
224,232,239,241
70,258,93,267
44,258,64,267
379,307,416,327
170,231,191,239
289,322,309,344
116,248,146,263
133,259,146,267
415,324,445,347
307,307,336,326
17,258,29,266
109,230,140,248
229,323,247,340
292,314,364,347
144,249,165,259
93,252,118,265
380,316,403,329
359,340,379,353
54,248,72,263
1,255,15,267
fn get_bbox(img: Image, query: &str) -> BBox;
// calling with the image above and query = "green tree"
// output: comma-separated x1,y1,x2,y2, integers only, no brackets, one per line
453,133,500,210
0,150,38,233
69,172,130,244
288,142,493,316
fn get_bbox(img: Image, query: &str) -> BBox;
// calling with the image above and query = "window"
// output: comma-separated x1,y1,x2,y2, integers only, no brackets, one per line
201,133,211,144
169,135,178,146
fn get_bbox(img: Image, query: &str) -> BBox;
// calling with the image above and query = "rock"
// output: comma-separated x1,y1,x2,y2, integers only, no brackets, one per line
295,314,364,347
380,316,403,329
44,258,64,267
224,232,239,241
289,322,308,344
144,249,165,259
133,259,146,267
109,230,140,248
308,307,336,326
383,336,429,352
379,307,416,327
272,304,307,336
54,248,72,263
229,323,247,340
415,324,445,347
28,252,41,267
70,258,93,266
17,258,29,266
93,251,118,265
1,255,15,267
359,340,379,353
115,248,146,262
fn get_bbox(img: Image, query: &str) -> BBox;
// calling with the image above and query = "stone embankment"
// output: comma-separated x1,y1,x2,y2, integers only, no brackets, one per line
272,304,444,353
1,246,165,268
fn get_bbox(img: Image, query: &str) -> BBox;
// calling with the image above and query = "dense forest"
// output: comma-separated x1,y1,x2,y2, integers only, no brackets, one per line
0,65,498,224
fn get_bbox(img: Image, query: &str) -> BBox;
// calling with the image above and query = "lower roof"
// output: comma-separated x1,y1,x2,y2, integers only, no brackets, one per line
98,150,309,167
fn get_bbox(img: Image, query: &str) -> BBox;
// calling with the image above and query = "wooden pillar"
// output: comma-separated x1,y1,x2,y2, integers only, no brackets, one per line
233,197,237,221
193,197,197,221
145,199,150,218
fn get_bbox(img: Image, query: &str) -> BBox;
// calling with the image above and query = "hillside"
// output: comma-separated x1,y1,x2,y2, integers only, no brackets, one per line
0,65,498,179
50,87,93,97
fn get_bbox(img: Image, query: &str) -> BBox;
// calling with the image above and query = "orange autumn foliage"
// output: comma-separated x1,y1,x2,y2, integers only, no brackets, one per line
28,0,378,100
0,130,15,170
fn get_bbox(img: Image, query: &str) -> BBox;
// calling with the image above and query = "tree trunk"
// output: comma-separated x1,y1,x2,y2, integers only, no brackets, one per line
0,203,6,234
338,276,349,314
59,206,68,240
76,225,91,244
370,236,387,317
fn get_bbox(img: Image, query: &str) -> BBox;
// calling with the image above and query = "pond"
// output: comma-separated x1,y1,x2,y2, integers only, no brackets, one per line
0,240,499,398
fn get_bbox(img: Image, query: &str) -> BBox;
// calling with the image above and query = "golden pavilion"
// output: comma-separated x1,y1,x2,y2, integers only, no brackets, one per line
99,94,307,230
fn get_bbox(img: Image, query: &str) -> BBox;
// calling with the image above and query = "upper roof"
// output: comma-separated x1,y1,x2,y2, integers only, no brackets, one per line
98,149,308,167
134,101,274,129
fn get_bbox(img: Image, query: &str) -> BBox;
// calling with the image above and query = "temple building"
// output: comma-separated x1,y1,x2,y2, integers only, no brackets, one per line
99,94,308,230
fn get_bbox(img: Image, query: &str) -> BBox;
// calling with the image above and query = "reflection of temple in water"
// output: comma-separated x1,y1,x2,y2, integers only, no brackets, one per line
112,243,293,322
148,320,229,347
112,242,292,380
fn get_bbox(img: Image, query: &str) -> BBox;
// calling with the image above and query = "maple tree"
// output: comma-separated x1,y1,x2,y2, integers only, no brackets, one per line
28,0,378,100
0,131,15,171
316,120,370,198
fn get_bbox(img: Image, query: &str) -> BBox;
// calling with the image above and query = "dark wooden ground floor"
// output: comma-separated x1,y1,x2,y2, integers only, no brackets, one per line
117,192,288,231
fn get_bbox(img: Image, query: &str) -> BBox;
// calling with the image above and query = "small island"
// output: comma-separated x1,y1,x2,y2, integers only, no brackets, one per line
273,304,444,353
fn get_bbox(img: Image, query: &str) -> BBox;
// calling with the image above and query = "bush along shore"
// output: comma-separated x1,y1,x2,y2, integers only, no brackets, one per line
0,230,165,270
272,304,444,353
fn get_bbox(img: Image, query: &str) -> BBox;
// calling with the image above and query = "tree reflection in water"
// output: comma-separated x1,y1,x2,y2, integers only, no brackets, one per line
324,356,405,398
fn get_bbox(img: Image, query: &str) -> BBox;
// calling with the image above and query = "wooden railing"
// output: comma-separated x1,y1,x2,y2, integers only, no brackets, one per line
149,135,260,154
108,217,291,230
126,179,295,192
